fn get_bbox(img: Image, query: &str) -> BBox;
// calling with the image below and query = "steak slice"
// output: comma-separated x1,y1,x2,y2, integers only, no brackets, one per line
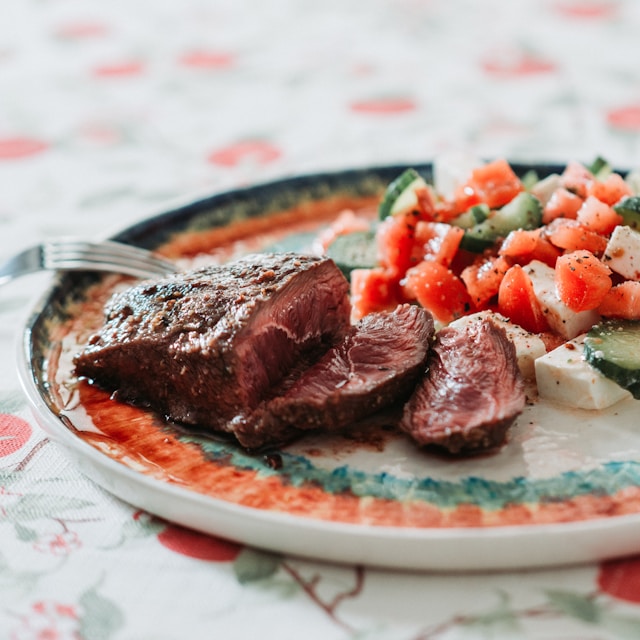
74,253,351,433
400,318,525,454
231,304,435,449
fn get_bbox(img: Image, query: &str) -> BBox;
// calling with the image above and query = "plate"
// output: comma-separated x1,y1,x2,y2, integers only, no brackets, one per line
18,163,640,571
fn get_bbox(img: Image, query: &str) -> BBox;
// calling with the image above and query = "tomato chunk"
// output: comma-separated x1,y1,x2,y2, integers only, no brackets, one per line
315,209,371,252
499,229,537,257
543,218,609,255
376,212,421,277
461,255,510,308
350,267,400,320
414,221,464,267
555,250,612,312
576,196,623,235
586,172,633,206
498,264,550,333
402,260,470,324
499,228,561,267
455,159,524,210
560,161,593,199
542,187,583,224
598,281,640,320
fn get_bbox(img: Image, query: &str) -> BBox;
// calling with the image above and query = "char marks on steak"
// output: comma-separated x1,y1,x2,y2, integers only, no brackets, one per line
74,253,351,434
400,318,525,454
232,304,435,449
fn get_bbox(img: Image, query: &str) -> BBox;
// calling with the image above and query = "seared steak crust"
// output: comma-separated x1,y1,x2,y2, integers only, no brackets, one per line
400,318,525,454
74,253,351,432
233,304,435,449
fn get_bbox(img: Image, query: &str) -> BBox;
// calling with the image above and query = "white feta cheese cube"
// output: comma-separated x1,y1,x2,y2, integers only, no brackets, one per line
534,334,631,410
603,225,640,281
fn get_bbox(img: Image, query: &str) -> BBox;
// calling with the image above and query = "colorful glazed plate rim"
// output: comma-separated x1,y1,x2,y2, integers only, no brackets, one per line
17,163,640,571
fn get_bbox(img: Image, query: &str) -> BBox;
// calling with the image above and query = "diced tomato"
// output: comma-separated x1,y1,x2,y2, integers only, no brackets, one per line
415,184,438,220
350,267,401,320
414,221,464,267
461,255,510,308
315,209,371,252
528,233,561,268
538,331,566,352
402,260,471,324
543,218,609,255
451,184,483,214
497,264,550,333
586,172,633,206
542,187,583,224
454,159,524,210
376,212,421,277
555,250,612,312
434,197,463,223
448,246,480,277
576,196,623,235
598,281,640,320
560,161,594,199
499,229,538,256
499,228,561,267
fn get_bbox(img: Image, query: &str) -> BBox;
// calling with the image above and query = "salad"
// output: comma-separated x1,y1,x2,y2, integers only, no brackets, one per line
323,157,640,411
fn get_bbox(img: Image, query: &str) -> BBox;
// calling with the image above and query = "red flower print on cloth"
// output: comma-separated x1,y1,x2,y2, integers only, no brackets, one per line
597,555,640,603
78,122,124,147
55,21,109,39
179,51,235,69
0,414,32,457
554,1,618,18
92,61,144,77
33,531,82,556
482,52,556,77
158,524,243,561
11,600,79,640
0,138,48,160
350,97,417,114
606,105,640,132
207,140,282,167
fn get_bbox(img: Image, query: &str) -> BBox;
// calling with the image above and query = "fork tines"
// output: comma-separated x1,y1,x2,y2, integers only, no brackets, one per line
42,240,176,278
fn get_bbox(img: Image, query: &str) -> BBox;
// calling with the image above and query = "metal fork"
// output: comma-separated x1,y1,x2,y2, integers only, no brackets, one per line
0,239,176,287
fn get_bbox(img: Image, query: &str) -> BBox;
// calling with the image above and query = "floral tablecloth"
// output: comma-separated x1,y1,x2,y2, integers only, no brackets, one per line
4,0,640,638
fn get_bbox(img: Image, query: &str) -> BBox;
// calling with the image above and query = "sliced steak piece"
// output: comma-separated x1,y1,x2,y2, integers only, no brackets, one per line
400,318,525,454
74,253,351,433
231,304,435,449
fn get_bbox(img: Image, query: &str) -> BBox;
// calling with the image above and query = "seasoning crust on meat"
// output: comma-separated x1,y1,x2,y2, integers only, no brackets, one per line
75,253,352,435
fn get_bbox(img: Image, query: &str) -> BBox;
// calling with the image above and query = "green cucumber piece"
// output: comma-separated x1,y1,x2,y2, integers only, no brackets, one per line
451,203,490,229
588,156,613,180
613,196,640,229
326,230,377,278
584,320,640,398
460,192,543,253
521,169,539,190
378,168,428,220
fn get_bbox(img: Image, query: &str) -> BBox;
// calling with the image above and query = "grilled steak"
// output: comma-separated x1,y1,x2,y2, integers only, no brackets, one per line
400,318,525,454
232,304,435,449
74,253,351,433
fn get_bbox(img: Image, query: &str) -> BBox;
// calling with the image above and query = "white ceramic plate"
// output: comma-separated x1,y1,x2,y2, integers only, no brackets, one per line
18,164,640,571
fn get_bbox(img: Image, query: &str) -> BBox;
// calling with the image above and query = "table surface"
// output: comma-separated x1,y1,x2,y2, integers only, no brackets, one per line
4,1,640,638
